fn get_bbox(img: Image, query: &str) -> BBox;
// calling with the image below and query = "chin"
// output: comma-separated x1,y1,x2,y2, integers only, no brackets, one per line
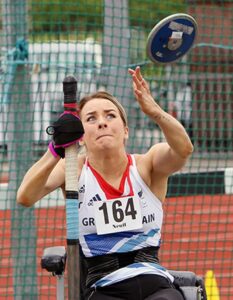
97,141,115,150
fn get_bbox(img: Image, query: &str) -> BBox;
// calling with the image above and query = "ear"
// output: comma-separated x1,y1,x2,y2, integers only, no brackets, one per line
124,126,129,140
78,136,85,146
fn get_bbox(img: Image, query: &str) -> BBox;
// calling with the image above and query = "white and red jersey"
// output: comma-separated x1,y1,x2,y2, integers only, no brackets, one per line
78,154,174,287
78,154,163,258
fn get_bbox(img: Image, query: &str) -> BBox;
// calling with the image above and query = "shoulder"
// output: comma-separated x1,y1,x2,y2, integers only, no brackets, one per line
131,153,153,187
132,143,170,183
133,143,166,169
132,145,170,202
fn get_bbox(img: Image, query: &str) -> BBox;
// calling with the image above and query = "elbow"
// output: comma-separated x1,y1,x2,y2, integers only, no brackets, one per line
176,139,194,159
16,191,33,208
188,140,194,155
182,141,194,159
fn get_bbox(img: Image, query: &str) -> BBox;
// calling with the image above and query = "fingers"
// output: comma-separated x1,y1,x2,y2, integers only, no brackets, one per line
128,68,134,75
135,66,143,82
128,66,142,80
134,67,150,92
129,66,150,94
129,66,142,88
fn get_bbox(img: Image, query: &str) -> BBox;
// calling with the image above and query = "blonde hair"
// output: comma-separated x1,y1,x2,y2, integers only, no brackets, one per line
79,91,128,126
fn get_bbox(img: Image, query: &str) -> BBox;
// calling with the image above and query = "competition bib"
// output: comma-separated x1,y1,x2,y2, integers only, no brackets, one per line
94,196,142,235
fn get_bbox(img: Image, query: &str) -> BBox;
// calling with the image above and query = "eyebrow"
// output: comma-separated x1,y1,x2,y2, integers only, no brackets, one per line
85,108,117,116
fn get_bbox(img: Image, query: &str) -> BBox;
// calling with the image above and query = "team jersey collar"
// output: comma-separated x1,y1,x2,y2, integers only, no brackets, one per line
87,154,133,199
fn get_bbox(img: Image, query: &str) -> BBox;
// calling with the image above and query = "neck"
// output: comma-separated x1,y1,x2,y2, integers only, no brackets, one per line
88,149,128,177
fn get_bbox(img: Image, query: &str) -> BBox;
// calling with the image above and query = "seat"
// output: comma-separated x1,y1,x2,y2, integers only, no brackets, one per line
41,246,66,276
41,246,207,300
169,270,207,300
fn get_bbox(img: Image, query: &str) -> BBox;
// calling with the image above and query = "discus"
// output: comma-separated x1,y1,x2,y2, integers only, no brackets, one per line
146,13,198,64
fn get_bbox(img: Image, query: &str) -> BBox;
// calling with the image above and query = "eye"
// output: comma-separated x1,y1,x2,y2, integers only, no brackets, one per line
86,115,96,122
106,113,116,120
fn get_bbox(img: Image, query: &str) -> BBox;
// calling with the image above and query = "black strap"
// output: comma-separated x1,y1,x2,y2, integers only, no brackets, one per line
80,246,160,297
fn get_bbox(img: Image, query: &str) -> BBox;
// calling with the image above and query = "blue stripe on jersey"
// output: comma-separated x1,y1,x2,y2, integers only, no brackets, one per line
117,229,159,252
84,231,143,256
93,262,169,287
84,229,159,256
127,262,166,271
94,279,111,286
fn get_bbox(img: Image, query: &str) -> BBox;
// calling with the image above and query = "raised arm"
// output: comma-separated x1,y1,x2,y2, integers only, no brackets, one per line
17,110,84,207
128,66,193,176
17,151,65,207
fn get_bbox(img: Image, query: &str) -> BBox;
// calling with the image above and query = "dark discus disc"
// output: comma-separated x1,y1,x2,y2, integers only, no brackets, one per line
146,13,198,64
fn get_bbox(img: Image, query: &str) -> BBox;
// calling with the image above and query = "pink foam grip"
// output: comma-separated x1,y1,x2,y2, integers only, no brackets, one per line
48,141,59,158
54,136,83,149
60,110,80,118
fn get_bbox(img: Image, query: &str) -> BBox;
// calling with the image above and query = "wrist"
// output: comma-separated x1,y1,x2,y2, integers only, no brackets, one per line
150,108,165,123
48,142,63,159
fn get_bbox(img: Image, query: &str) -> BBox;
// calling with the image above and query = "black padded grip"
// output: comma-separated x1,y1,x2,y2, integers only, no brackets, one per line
63,75,77,104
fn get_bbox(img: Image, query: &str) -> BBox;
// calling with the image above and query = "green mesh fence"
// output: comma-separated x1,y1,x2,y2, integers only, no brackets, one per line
0,0,232,299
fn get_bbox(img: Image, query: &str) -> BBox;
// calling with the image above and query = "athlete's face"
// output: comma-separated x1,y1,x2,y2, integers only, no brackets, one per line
80,98,129,152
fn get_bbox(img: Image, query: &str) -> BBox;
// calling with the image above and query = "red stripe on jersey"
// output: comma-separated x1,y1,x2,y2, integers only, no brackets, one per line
87,154,134,199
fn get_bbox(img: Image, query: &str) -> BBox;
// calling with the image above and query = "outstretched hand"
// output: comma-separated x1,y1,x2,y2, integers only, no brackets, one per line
128,66,161,118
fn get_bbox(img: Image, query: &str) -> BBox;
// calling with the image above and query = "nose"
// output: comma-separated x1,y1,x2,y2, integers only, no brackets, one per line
98,116,107,129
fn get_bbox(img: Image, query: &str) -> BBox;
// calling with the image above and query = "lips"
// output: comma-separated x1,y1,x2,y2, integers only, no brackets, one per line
96,134,112,140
